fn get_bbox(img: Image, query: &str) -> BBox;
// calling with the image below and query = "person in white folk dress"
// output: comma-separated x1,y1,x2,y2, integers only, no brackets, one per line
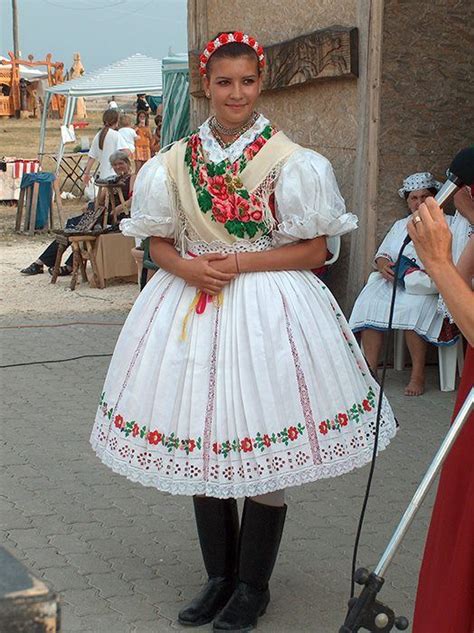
349,172,470,396
89,32,397,631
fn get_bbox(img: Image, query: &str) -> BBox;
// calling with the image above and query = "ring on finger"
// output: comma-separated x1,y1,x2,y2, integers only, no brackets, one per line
413,215,422,225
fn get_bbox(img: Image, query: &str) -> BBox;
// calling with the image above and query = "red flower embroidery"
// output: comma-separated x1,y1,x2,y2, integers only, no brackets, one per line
287,426,299,441
188,439,196,452
241,437,253,452
114,414,125,429
147,430,162,445
251,210,263,221
338,413,349,427
319,421,328,435
208,175,228,200
212,442,220,454
362,400,372,412
212,198,232,223
263,434,272,448
132,423,140,437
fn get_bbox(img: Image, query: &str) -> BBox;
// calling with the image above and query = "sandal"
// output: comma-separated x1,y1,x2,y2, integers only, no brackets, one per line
48,266,72,277
20,263,44,275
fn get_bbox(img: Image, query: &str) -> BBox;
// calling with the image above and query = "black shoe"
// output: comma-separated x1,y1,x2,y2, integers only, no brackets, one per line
20,263,43,275
48,266,72,277
178,497,239,627
213,498,287,632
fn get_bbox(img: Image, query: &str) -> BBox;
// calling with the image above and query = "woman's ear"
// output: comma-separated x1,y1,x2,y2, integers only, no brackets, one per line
203,76,211,99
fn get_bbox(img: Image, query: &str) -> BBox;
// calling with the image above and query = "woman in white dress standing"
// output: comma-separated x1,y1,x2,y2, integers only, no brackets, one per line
90,32,397,631
349,173,468,396
82,109,128,186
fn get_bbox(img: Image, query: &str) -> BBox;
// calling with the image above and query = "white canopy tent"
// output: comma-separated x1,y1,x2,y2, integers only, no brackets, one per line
39,53,163,170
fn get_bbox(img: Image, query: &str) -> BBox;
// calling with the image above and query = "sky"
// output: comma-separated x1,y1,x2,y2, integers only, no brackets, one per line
1,0,188,71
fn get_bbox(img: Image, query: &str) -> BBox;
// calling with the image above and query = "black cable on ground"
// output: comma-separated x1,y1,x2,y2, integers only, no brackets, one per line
349,241,408,599
0,353,112,369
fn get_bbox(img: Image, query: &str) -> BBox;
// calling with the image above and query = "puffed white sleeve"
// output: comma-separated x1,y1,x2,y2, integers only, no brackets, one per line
119,153,176,240
272,149,358,246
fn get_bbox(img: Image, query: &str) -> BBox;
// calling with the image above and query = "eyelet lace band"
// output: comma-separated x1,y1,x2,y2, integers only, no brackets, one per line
199,114,270,165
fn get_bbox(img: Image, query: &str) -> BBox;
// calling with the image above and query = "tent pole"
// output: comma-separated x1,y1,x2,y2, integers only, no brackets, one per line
55,96,70,176
38,91,52,162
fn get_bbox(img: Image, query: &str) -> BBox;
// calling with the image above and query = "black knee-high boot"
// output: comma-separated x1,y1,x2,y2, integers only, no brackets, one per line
213,497,287,632
178,496,239,626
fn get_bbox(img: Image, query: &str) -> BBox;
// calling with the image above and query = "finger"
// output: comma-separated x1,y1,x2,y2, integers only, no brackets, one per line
202,287,219,296
206,268,236,282
418,197,445,224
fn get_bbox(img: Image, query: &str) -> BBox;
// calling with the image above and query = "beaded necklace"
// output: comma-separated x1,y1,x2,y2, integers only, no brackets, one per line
209,112,259,148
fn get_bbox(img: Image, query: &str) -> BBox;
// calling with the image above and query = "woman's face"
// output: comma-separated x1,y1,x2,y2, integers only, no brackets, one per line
112,159,130,176
406,188,433,214
138,113,146,126
204,55,262,128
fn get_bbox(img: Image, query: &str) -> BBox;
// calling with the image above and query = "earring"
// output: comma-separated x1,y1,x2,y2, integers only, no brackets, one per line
206,92,210,98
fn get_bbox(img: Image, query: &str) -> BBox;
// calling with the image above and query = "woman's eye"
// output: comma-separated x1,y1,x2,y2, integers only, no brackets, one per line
217,80,229,86
243,79,255,85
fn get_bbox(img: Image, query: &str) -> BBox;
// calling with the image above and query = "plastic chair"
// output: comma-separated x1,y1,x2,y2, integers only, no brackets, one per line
393,330,464,392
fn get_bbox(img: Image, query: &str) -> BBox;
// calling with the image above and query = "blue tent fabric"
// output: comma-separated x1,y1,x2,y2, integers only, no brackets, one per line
146,95,162,113
20,172,56,229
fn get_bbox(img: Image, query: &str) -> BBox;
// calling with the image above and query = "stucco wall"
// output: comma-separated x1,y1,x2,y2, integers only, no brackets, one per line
376,1,473,246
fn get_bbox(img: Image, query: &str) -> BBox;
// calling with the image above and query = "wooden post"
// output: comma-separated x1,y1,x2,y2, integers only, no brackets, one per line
15,188,25,232
187,0,210,129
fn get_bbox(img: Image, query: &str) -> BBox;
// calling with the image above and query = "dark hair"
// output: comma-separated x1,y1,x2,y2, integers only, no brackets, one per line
136,111,149,126
206,33,260,77
154,114,162,127
404,186,438,200
99,108,120,150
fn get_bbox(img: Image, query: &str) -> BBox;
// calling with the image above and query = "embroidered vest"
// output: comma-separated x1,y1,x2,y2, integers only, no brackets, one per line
164,127,301,247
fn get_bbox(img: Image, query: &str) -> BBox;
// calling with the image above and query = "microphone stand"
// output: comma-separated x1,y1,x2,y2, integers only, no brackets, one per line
340,388,473,632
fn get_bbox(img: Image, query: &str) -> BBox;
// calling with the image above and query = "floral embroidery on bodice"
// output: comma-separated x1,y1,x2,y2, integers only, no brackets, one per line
184,124,277,239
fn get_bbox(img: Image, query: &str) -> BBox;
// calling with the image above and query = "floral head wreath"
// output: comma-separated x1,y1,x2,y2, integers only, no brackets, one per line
199,32,265,76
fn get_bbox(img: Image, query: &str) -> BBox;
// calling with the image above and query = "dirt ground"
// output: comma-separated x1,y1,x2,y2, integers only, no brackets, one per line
1,106,140,317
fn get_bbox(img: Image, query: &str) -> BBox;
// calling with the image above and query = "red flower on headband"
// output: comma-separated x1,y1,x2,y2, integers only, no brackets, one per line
219,33,229,44
234,31,244,42
248,36,256,47
207,41,215,53
200,53,207,63
257,45,264,56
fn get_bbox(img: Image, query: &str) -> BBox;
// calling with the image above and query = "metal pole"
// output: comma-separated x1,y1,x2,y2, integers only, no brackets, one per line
374,388,473,577
12,0,20,58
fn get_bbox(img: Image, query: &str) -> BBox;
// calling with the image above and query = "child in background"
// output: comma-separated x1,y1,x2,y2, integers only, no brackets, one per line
134,111,153,172
151,113,162,155
118,114,138,158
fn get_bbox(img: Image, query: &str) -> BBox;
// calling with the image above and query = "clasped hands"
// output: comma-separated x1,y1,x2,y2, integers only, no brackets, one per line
181,253,238,296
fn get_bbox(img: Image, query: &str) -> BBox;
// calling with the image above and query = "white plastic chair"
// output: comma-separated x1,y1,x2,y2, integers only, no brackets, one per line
394,330,464,392
325,236,341,265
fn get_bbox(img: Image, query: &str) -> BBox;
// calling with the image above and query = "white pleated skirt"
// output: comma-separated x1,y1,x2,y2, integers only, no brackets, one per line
90,268,397,498
349,272,445,343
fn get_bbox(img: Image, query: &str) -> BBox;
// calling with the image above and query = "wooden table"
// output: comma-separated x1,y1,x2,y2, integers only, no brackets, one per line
40,151,91,196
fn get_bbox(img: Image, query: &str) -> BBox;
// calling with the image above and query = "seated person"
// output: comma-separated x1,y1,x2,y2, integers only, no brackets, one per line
349,172,470,396
21,151,136,277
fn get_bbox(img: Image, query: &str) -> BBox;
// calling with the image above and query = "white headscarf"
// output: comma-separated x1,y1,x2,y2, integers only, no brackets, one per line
398,172,442,198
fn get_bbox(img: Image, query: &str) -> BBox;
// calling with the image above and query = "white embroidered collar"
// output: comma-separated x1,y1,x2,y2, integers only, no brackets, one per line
199,113,270,164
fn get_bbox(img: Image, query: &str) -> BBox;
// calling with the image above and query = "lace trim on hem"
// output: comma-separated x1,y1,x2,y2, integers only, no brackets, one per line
437,295,454,323
90,417,396,499
199,114,270,164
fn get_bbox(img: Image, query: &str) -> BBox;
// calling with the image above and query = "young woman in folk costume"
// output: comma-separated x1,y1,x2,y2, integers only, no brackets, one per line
90,32,397,631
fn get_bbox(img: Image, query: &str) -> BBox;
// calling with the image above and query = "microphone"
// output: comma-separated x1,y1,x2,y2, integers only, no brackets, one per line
402,145,474,247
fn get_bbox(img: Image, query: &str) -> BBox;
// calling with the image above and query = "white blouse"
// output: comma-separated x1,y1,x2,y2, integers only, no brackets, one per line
120,114,358,244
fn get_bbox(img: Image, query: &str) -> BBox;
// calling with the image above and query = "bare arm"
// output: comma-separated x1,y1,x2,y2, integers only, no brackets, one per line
374,256,395,282
82,157,96,185
408,198,474,345
237,236,327,273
